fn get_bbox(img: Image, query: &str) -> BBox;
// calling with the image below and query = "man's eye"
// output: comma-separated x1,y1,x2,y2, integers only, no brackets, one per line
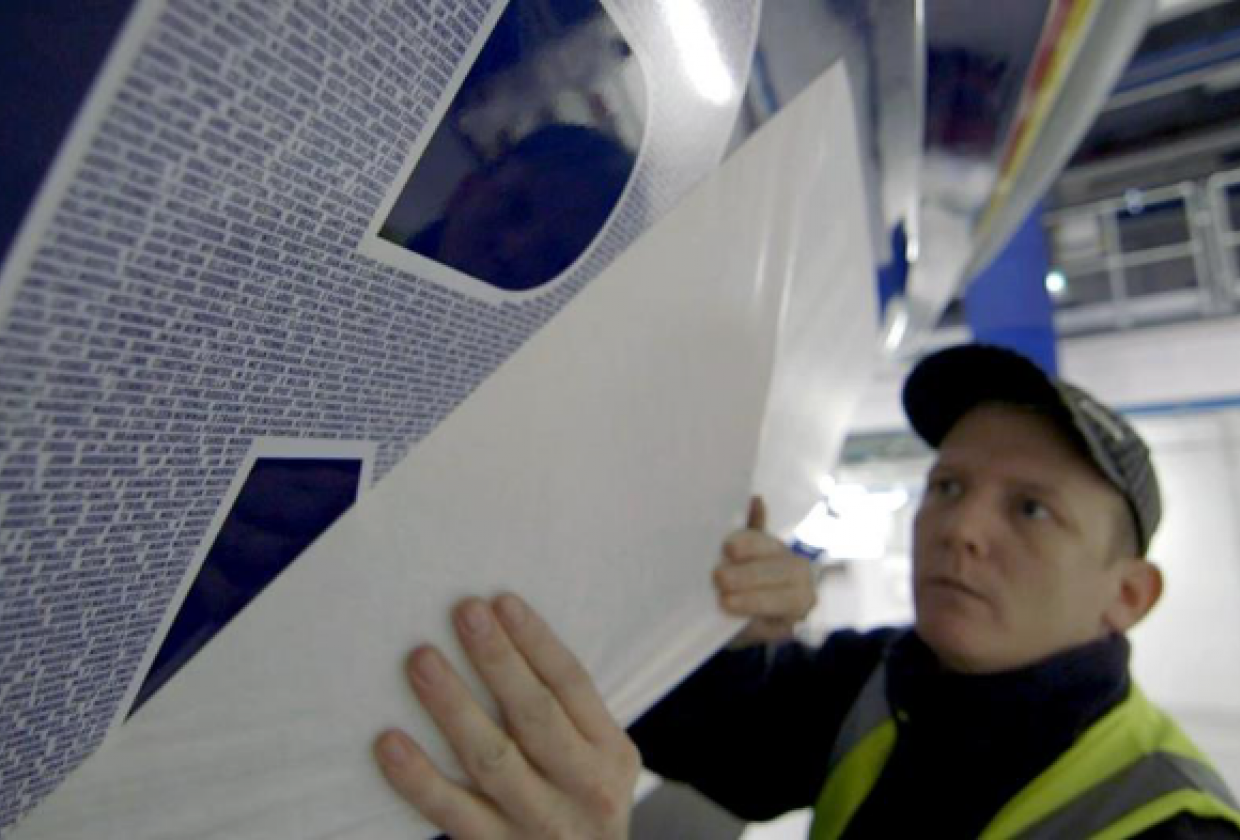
930,478,962,498
1019,498,1052,521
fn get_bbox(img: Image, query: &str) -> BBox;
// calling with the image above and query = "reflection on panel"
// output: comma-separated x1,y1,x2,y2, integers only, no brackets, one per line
378,0,643,292
731,0,1084,341
924,1,1051,169
129,458,362,715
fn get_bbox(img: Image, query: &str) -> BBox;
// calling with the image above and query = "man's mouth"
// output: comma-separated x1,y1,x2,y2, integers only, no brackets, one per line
925,578,986,601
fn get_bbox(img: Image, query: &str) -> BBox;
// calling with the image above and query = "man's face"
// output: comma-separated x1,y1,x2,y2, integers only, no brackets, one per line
912,402,1133,673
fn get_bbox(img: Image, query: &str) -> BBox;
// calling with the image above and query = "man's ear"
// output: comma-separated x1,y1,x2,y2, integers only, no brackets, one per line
1104,560,1164,633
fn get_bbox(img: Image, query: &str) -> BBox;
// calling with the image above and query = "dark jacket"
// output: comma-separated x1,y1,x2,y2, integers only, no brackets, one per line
629,628,1239,838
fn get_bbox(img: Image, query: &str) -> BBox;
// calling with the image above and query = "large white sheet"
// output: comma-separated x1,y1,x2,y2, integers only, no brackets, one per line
12,64,877,840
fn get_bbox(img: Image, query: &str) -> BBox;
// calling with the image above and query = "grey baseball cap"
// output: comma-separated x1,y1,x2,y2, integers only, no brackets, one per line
902,344,1161,555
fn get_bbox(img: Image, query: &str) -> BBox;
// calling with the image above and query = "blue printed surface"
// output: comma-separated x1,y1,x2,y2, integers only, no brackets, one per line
0,0,758,830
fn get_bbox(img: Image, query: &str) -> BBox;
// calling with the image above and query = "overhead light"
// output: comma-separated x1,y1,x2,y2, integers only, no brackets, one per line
829,483,910,516
794,482,910,560
881,299,910,354
793,500,835,552
1045,269,1067,297
664,2,735,105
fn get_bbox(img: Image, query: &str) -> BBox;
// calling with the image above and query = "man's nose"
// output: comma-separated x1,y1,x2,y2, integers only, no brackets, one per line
938,490,994,560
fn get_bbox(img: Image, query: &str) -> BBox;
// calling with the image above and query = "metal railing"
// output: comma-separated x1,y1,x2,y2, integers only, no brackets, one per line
1041,172,1239,336
1206,168,1240,293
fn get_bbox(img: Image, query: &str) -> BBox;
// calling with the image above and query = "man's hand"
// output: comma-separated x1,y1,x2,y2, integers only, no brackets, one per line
715,496,819,647
374,594,639,839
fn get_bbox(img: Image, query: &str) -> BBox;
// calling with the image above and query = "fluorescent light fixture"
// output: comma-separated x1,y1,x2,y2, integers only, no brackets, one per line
793,500,834,550
1045,269,1067,297
830,483,909,516
794,483,910,559
881,300,910,353
664,2,735,105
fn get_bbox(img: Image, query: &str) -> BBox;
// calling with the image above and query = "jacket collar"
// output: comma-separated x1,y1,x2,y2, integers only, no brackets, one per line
887,630,1131,745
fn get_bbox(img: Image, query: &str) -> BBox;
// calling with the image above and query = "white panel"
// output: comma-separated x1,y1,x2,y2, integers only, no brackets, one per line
752,132,881,535
13,65,877,840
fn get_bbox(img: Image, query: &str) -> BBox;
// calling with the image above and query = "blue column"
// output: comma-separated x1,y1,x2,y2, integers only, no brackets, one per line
963,204,1059,376
877,223,909,320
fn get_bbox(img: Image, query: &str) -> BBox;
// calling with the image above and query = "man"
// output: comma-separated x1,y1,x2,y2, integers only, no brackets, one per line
372,344,1240,838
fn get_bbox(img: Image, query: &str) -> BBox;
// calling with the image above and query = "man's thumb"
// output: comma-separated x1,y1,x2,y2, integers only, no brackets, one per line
746,495,767,531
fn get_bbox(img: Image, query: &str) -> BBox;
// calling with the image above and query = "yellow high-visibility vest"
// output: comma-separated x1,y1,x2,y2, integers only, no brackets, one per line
810,660,1240,840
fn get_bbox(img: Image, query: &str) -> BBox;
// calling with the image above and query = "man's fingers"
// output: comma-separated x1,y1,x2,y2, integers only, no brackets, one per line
746,495,767,531
453,598,597,786
714,555,807,592
492,594,626,750
488,595,642,826
729,617,799,647
403,645,555,826
722,529,786,562
380,597,638,839
721,497,776,562
373,729,506,840
720,584,817,619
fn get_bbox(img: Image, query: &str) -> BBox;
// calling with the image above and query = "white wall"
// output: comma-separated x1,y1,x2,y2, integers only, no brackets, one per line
1129,409,1240,791
853,315,1240,434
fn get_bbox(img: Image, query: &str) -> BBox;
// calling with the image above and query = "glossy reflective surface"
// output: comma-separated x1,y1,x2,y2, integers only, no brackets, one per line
734,1,1153,350
379,0,643,292
129,458,362,715
731,1,1053,317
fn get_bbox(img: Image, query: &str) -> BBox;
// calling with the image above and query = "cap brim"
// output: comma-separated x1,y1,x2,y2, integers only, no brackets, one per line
902,345,1070,448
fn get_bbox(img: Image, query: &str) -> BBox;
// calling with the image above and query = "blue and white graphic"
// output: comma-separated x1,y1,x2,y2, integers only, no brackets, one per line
0,0,759,832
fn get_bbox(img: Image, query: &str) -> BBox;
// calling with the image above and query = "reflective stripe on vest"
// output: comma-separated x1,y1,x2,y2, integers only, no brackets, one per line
809,663,896,840
810,650,1240,840
1009,749,1239,839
